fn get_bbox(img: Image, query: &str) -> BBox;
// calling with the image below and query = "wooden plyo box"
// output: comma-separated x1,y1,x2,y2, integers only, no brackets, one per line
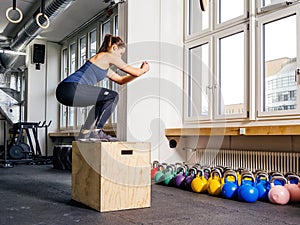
72,141,151,212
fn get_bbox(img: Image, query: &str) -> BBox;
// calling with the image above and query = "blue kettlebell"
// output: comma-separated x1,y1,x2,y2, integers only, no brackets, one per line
255,172,270,201
221,170,239,199
238,173,259,203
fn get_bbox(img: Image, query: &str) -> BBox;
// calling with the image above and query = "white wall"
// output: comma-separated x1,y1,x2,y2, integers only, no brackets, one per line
125,0,185,163
26,40,60,156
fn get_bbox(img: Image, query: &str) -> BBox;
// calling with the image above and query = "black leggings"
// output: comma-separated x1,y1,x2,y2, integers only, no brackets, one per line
56,82,119,130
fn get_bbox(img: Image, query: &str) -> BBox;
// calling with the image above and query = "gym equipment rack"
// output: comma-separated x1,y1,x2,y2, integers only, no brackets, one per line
0,120,52,167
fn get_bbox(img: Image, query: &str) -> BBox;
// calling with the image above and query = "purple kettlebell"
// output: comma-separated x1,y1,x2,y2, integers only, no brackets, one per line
174,166,188,188
183,168,197,191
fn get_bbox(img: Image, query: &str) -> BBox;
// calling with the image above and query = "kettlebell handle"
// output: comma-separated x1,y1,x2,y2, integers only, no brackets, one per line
188,167,197,175
211,168,222,178
287,174,300,184
241,173,255,182
270,175,288,185
224,170,238,181
177,166,187,174
256,172,269,182
152,160,159,168
157,164,166,172
166,165,174,173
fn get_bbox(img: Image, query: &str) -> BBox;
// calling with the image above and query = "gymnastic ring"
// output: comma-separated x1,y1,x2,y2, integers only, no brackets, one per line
6,7,23,24
36,13,50,29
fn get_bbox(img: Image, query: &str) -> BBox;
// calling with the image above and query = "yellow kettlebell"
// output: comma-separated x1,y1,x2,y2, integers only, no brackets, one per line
208,168,222,196
191,169,208,193
236,168,252,186
221,169,236,185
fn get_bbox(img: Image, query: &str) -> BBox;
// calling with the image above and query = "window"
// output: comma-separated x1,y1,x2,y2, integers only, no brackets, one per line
217,0,246,25
260,0,287,8
185,40,210,121
185,1,248,122
187,0,209,36
79,36,87,66
77,36,88,127
68,43,76,128
114,15,118,35
257,8,299,117
185,0,300,124
216,28,247,118
102,20,111,40
60,49,68,129
89,30,97,58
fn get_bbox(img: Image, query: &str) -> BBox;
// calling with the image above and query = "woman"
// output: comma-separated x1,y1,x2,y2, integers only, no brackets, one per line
56,34,150,141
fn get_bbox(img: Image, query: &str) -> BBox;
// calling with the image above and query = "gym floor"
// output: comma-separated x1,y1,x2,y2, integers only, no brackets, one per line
0,164,299,225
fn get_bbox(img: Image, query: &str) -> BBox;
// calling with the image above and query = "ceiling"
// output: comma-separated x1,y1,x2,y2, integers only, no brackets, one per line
0,0,111,45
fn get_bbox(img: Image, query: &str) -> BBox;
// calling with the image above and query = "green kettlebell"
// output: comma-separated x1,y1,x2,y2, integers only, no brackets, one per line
154,164,166,184
164,164,175,186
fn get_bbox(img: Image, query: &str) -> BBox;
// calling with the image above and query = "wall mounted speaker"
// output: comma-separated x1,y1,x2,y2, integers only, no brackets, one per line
32,44,45,64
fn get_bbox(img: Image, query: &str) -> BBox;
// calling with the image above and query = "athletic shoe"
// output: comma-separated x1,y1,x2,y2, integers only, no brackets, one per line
89,131,109,142
90,129,118,142
77,132,90,141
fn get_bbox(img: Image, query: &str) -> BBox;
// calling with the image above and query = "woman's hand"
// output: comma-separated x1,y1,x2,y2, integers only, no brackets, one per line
140,61,150,74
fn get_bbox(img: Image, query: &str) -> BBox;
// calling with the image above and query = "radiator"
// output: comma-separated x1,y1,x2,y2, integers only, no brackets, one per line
194,149,300,174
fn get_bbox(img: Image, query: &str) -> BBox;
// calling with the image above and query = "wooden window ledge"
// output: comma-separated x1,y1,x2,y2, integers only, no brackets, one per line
165,125,300,137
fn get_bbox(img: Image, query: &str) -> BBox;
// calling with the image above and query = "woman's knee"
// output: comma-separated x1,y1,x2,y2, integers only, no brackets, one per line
111,90,119,103
105,89,119,102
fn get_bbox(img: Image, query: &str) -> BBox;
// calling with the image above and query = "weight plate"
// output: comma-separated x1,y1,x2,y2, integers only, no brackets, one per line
19,142,30,153
9,145,25,160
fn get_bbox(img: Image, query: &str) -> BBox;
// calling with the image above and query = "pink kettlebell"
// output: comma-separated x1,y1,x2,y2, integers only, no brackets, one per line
285,175,300,202
268,176,290,205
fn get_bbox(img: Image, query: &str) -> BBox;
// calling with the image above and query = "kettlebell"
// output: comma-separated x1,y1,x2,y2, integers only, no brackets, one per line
207,168,222,196
285,172,298,184
268,176,290,205
236,168,250,186
202,167,211,180
221,171,239,199
269,171,285,186
183,167,197,191
285,175,300,202
191,168,208,193
151,160,159,180
154,164,166,184
174,165,188,188
163,164,175,186
255,172,270,201
238,173,259,203
221,169,236,185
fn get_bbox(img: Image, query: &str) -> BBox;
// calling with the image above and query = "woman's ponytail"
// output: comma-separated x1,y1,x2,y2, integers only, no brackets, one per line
98,34,125,53
98,34,112,53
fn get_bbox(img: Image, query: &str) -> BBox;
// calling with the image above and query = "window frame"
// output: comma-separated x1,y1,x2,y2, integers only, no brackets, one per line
67,40,77,129
185,0,212,41
214,0,249,30
213,23,249,120
59,48,68,130
76,34,88,128
184,36,213,122
256,4,300,118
